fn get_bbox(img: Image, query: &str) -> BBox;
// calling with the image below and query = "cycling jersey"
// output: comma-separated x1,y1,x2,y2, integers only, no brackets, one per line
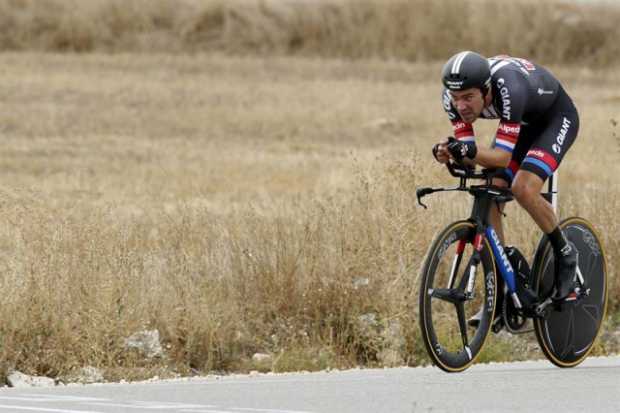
442,55,578,183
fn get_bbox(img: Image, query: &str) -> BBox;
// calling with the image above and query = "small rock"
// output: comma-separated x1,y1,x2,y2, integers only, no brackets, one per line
68,366,104,384
252,353,273,364
377,349,403,367
353,277,370,289
7,371,55,388
378,321,405,367
125,329,165,358
358,313,378,328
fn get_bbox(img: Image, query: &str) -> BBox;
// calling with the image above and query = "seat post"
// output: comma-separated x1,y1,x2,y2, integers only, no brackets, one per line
541,172,558,214
549,172,558,214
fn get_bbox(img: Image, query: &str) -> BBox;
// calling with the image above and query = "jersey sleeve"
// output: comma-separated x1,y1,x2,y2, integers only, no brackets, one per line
495,121,520,153
442,89,475,143
452,120,475,143
492,70,528,153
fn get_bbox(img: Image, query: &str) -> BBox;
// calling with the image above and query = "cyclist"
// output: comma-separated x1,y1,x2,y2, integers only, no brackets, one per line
432,51,579,326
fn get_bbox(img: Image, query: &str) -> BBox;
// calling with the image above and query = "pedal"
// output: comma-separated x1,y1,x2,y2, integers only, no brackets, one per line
535,297,553,317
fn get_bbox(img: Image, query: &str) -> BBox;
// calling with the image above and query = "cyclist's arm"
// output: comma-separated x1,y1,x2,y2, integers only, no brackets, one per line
440,89,511,169
469,145,511,168
448,119,510,168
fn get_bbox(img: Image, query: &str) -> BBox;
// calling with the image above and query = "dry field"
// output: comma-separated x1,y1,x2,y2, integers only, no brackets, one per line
0,51,618,381
1,0,620,64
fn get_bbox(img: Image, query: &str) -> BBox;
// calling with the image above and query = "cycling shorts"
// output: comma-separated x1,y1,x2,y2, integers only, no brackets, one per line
494,85,579,184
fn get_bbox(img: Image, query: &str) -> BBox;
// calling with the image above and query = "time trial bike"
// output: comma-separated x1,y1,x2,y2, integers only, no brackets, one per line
416,162,607,372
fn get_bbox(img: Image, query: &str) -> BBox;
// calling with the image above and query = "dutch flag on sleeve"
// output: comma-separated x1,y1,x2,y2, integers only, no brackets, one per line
495,121,520,153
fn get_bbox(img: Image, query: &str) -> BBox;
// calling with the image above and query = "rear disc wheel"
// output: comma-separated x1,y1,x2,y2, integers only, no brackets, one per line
532,217,608,367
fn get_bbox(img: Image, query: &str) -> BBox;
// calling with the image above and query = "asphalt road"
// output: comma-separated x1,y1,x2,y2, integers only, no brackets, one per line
0,356,619,413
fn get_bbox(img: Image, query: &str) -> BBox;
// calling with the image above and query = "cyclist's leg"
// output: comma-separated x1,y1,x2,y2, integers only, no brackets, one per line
511,87,579,298
512,171,555,231
512,86,578,230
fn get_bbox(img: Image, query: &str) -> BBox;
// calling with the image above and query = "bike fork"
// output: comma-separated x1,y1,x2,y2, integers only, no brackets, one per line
447,239,467,289
449,233,483,299
464,233,485,298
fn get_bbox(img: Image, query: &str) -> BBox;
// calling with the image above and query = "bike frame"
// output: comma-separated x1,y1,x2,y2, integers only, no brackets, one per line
545,172,558,214
424,164,585,314
419,163,560,312
485,224,521,307
418,163,606,370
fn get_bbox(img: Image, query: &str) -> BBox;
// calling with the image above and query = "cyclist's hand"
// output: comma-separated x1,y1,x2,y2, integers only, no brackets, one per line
446,137,477,161
432,138,450,164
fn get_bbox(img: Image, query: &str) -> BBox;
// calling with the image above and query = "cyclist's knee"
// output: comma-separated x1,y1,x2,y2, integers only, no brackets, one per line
511,172,543,203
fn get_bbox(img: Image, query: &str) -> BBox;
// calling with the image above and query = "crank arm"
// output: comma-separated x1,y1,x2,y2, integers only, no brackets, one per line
535,297,554,317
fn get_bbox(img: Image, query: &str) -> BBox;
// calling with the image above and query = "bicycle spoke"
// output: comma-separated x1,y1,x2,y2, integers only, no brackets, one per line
430,288,466,304
455,303,472,359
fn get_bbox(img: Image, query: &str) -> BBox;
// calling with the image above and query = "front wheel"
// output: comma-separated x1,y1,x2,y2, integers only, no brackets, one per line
531,217,608,367
418,220,498,372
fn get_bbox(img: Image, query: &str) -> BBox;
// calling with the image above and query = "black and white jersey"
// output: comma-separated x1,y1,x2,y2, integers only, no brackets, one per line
442,55,561,154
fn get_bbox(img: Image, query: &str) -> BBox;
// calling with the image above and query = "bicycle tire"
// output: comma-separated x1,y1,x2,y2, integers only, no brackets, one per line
418,220,498,372
531,217,608,367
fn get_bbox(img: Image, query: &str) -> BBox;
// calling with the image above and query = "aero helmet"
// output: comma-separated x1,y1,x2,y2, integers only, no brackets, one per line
442,51,491,92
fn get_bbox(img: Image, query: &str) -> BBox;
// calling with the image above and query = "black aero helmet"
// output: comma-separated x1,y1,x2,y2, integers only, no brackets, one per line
442,51,491,92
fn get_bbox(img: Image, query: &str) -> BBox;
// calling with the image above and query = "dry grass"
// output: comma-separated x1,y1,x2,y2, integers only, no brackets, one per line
0,51,618,381
0,0,619,65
